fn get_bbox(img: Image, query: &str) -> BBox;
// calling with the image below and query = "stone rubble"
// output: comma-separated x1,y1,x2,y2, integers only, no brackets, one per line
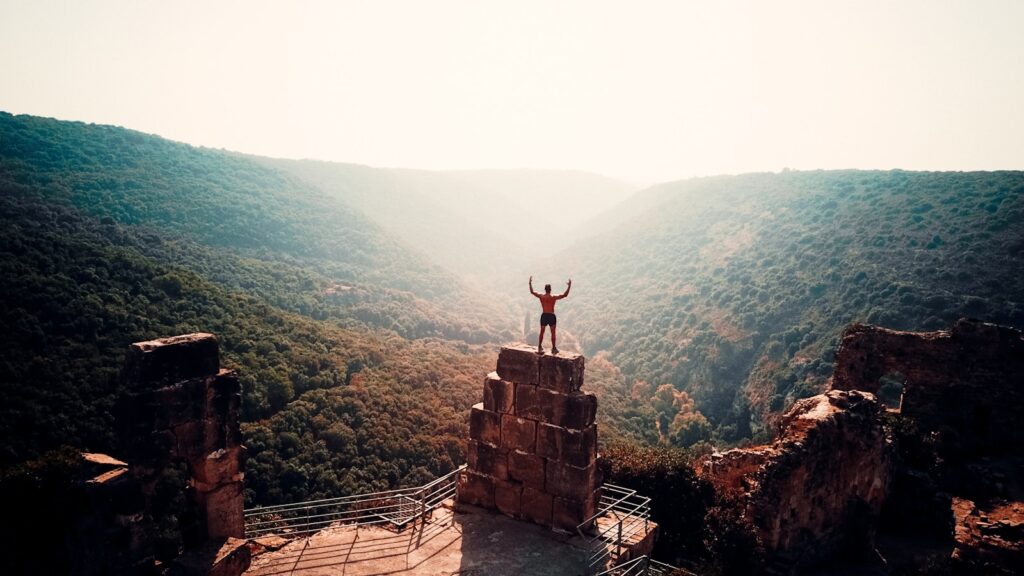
951,498,1024,570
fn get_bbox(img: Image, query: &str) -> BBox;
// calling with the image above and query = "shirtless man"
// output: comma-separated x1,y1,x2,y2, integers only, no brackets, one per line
529,276,571,354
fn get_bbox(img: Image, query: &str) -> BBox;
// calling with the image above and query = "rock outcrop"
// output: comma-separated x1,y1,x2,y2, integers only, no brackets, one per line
697,390,890,568
457,344,601,532
832,318,1024,454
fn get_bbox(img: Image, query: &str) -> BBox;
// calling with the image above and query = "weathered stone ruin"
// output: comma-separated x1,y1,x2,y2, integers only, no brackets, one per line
117,333,250,575
832,318,1024,572
457,344,601,532
39,333,250,575
832,317,1024,454
695,318,1024,572
698,390,890,567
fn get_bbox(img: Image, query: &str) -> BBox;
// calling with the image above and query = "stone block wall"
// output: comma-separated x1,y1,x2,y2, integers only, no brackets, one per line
458,344,601,532
831,318,1024,454
118,333,249,573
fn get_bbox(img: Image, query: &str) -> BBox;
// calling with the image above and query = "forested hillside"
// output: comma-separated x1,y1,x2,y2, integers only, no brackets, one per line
4,112,1023,507
0,191,496,498
0,113,659,506
0,113,516,504
534,170,1024,443
0,112,514,342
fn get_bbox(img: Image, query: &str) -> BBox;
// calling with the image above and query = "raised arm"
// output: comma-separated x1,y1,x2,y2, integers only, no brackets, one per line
529,275,541,297
556,278,572,299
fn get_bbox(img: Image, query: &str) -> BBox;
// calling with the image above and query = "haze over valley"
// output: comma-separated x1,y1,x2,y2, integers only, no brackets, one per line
3,110,1021,486
2,2,1023,574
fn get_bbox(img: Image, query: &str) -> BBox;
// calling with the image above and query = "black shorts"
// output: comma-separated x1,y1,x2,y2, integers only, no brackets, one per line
540,313,557,327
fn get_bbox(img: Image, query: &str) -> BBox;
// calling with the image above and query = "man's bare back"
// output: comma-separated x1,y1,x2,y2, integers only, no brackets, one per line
537,293,559,314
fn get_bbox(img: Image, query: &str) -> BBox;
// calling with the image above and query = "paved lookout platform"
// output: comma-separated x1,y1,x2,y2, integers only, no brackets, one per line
245,501,591,576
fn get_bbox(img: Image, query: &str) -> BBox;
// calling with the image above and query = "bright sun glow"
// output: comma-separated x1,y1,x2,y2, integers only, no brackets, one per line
1,0,1021,182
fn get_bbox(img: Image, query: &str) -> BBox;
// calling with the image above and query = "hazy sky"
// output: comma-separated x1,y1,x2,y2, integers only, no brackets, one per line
1,0,1021,182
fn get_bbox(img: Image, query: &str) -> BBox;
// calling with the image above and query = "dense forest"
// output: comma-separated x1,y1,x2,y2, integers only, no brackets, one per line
3,112,1023,510
0,113,647,506
0,112,514,342
0,189,501,499
0,113,512,504
533,170,1024,442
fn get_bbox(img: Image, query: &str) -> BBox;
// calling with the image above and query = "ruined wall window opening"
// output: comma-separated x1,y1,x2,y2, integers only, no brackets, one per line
877,372,906,411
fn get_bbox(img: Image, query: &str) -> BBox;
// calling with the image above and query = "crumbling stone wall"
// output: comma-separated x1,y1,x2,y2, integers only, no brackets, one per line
832,318,1024,454
118,333,248,573
458,344,601,532
698,390,890,568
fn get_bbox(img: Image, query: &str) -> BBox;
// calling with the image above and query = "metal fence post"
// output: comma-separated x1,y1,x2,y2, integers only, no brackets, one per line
419,487,426,529
617,520,623,560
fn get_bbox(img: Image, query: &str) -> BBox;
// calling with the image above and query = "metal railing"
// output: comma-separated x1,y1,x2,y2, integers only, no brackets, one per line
593,555,697,576
578,483,653,574
243,464,464,538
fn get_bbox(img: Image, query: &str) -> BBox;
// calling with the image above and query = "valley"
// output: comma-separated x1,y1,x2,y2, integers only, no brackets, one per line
2,111,1023,510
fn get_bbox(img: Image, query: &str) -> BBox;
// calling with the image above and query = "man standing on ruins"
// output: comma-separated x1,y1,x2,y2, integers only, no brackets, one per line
529,276,571,355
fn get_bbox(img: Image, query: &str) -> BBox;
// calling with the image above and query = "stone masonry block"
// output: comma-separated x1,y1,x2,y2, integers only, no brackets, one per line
469,403,501,446
494,479,523,518
561,392,598,430
539,352,584,393
531,389,561,424
536,423,558,461
497,345,540,385
457,470,495,508
209,370,242,438
528,389,597,430
125,333,220,390
192,446,246,487
483,372,515,413
171,537,251,576
200,480,245,539
552,489,600,532
546,460,599,501
500,414,537,452
467,440,508,480
150,377,208,430
537,423,598,468
508,449,546,489
515,383,542,420
521,486,554,526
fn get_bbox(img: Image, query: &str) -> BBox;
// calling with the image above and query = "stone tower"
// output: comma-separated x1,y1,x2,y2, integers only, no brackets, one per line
118,333,249,572
457,344,601,532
